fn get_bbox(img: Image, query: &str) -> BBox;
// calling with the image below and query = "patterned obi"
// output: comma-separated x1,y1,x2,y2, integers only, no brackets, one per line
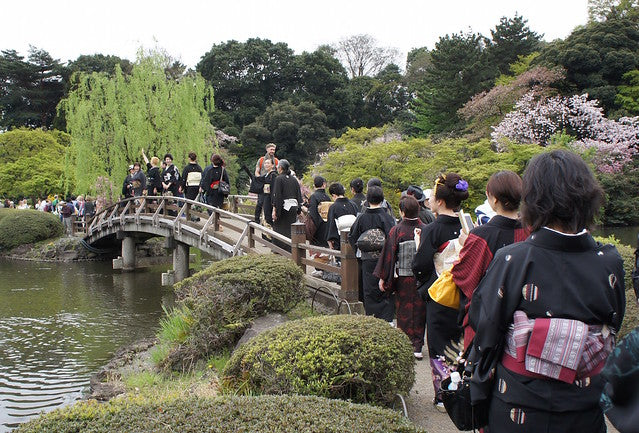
502,310,614,384
396,240,416,277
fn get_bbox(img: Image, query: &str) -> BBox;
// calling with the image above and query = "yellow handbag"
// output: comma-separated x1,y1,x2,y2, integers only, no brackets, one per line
428,269,460,309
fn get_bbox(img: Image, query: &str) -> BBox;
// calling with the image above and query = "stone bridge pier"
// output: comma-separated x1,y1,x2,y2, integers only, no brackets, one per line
113,232,191,285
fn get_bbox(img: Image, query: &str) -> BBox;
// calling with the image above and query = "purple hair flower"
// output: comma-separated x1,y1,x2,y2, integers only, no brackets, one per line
455,179,468,191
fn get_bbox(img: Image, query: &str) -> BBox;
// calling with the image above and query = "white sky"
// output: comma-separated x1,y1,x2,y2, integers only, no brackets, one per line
1,0,589,69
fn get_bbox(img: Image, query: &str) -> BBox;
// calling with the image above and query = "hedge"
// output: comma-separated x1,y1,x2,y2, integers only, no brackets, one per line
159,255,306,370
222,315,415,405
0,209,63,251
16,394,425,433
596,236,638,339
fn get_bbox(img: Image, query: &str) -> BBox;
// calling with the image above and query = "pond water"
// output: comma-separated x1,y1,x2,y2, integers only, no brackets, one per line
0,259,174,432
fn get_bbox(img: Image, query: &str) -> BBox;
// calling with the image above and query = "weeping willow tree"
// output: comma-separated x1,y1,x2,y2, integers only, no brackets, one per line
60,49,215,194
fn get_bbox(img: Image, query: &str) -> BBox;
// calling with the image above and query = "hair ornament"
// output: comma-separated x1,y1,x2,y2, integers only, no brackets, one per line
456,179,469,192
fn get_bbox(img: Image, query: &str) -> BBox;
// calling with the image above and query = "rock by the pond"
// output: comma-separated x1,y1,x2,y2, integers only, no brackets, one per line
234,314,288,350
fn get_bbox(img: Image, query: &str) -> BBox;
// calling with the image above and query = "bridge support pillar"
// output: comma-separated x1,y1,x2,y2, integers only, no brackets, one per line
172,241,190,282
122,236,136,271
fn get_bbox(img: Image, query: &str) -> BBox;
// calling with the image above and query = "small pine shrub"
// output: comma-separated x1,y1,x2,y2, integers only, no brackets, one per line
160,255,306,371
16,394,426,433
0,209,63,251
596,235,637,338
222,315,416,406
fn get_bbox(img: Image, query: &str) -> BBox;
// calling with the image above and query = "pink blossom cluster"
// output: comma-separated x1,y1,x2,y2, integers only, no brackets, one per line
492,92,639,173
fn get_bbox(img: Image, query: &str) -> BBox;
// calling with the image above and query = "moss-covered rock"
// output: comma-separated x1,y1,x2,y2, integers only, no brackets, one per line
222,315,415,405
16,394,425,433
160,255,306,371
0,209,63,251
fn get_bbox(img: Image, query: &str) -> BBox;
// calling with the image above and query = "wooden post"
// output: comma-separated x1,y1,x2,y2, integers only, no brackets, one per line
291,222,306,273
185,202,191,221
340,229,359,301
248,225,255,249
213,210,220,231
231,196,238,214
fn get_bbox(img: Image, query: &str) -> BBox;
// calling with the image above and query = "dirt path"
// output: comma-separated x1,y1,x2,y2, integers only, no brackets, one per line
405,358,619,433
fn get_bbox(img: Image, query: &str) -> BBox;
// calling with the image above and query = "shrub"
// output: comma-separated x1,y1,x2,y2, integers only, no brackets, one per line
596,235,638,339
0,209,63,251
160,255,305,370
222,315,415,405
16,394,425,433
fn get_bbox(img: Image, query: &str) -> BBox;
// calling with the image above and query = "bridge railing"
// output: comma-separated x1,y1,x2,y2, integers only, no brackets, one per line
84,195,360,302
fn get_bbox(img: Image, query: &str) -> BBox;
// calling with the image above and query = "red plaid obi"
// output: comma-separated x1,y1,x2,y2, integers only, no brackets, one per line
502,310,614,383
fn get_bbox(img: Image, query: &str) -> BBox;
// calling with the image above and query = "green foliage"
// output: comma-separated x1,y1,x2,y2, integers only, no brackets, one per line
413,32,498,134
161,255,305,370
0,128,71,198
536,18,639,112
16,394,425,433
240,100,334,173
0,47,66,129
616,69,639,114
60,49,215,194
488,14,543,76
206,350,231,373
594,235,637,339
0,209,63,251
495,52,541,86
222,315,415,405
597,157,639,226
313,127,550,212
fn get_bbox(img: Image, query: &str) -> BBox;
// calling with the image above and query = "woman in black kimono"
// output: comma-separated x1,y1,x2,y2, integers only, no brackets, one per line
261,158,277,226
411,172,469,405
469,150,625,433
272,159,302,251
374,196,427,358
451,170,529,349
200,154,229,209
348,186,396,321
325,182,359,250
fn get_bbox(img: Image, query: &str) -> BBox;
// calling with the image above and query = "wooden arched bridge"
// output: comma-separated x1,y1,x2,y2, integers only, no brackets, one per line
82,196,361,312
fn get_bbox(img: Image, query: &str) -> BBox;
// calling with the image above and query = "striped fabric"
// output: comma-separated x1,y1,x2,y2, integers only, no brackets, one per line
502,310,614,383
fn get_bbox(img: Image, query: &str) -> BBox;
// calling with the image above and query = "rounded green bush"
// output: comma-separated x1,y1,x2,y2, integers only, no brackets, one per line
16,394,425,433
0,209,63,251
160,255,306,370
596,236,637,338
222,314,416,405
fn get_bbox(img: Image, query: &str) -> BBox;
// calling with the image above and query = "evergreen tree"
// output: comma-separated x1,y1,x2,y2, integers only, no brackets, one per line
488,14,543,76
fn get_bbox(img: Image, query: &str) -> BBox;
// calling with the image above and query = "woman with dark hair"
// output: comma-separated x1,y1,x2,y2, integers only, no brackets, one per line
374,195,428,358
200,154,229,209
411,172,469,406
349,186,396,321
325,182,359,249
469,150,625,433
452,170,529,349
261,158,277,226
271,159,302,249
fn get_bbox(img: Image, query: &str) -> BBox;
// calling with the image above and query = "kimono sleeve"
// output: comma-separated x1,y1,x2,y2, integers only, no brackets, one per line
411,226,438,283
373,225,399,287
452,233,493,300
468,247,522,404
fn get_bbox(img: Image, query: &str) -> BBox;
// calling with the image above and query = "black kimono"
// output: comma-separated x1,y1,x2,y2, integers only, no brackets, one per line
374,218,427,352
348,207,396,321
200,165,229,208
272,171,302,247
146,163,162,196
308,189,331,248
325,197,359,248
262,170,277,226
469,228,625,433
411,214,462,397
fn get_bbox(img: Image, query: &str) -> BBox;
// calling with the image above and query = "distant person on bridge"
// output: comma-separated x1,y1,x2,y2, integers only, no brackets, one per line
130,162,146,197
200,154,229,210
254,143,279,223
349,178,366,212
261,158,277,226
161,154,180,196
272,159,302,252
141,149,162,197
180,152,203,201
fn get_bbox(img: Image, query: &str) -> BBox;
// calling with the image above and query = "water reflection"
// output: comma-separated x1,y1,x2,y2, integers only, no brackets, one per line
0,260,172,431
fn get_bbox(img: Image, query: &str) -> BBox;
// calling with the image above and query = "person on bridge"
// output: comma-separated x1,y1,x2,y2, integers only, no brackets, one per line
141,150,162,197
254,143,279,223
130,162,147,197
272,159,302,252
180,152,203,201
261,158,277,226
325,182,358,250
200,154,229,210
349,178,366,213
161,154,180,197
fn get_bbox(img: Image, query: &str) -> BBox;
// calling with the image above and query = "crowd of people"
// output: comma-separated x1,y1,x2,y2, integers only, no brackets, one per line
250,147,630,433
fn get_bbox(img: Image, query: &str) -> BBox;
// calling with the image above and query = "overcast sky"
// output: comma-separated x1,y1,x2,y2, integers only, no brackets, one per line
1,0,589,69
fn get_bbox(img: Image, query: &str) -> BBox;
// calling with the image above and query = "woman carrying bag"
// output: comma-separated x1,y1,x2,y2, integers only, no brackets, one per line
200,154,229,210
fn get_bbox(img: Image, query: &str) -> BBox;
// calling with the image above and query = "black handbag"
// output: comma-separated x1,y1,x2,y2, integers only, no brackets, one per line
439,346,488,431
249,175,265,194
219,168,230,196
